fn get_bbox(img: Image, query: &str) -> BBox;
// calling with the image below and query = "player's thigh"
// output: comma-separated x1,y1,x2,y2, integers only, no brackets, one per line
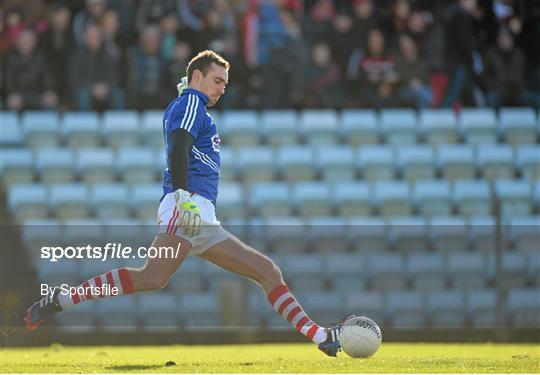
197,235,281,287
138,233,193,278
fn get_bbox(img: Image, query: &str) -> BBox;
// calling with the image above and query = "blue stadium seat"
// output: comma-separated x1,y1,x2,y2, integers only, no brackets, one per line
117,147,155,185
418,109,459,145
77,148,116,184
535,179,540,212
386,290,425,327
367,253,407,291
477,144,514,180
300,109,339,145
453,180,491,216
515,145,540,180
340,109,378,146
488,252,527,289
344,291,385,325
91,183,130,219
296,291,342,327
315,145,355,181
102,110,140,147
61,218,104,248
307,216,348,252
468,216,496,253
61,111,101,148
276,146,315,181
9,186,49,227
447,252,487,289
21,111,60,148
141,110,164,148
101,218,148,251
262,216,307,253
437,145,476,181
466,289,497,326
131,184,162,221
459,108,498,144
526,251,539,286
139,293,180,332
1,149,34,187
396,145,435,182
98,295,139,332
426,290,466,326
380,108,418,144
334,181,371,217
179,292,220,329
358,145,395,181
282,254,325,291
506,288,540,326
168,256,205,292
56,299,98,333
499,107,538,145
373,181,412,216
292,181,333,217
428,216,468,253
50,183,90,220
507,216,540,254
249,182,291,218
247,289,274,326
20,218,61,261
348,217,387,252
218,146,236,181
414,180,452,217
325,253,366,291
387,216,428,252
407,252,445,290
237,147,276,183
0,111,23,146
215,182,244,219
35,148,75,184
495,179,531,217
260,110,299,146
222,110,260,147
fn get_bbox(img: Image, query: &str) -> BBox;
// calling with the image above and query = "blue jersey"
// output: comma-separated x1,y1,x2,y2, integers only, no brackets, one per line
161,88,221,205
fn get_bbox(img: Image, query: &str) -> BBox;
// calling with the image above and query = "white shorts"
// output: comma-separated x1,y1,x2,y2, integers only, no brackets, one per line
157,193,231,256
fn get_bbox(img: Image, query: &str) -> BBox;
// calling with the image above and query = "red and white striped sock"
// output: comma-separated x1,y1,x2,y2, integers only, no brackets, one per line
57,268,134,310
267,284,328,344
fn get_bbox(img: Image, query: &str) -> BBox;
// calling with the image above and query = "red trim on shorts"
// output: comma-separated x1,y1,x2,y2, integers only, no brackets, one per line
167,207,179,234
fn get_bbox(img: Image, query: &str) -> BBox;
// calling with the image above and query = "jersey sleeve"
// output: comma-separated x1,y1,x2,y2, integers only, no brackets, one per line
169,94,205,138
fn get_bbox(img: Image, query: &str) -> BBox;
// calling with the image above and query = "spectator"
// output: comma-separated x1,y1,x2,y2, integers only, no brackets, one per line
72,0,108,46
5,29,58,111
0,6,27,55
304,0,336,43
394,33,432,108
159,13,179,61
166,41,192,97
303,42,343,108
69,24,123,111
100,8,122,62
125,24,168,110
329,11,357,73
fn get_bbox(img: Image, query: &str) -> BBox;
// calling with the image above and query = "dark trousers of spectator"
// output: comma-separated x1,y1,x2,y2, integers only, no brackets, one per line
487,90,540,109
441,65,476,107
75,87,125,111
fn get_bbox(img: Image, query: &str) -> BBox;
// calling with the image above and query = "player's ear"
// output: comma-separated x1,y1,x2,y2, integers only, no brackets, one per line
193,69,203,83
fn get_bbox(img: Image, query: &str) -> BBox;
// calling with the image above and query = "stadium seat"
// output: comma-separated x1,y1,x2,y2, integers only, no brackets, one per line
344,291,385,325
453,180,491,217
62,218,104,248
367,253,407,291
218,146,236,181
101,218,149,252
282,254,325,291
56,299,98,333
307,216,348,252
459,108,497,144
247,289,274,326
358,146,395,181
35,148,75,184
414,180,452,217
494,179,531,217
386,290,425,327
535,179,540,212
506,288,540,326
526,251,539,286
0,111,23,146
325,253,366,291
379,109,418,144
20,219,62,261
487,252,527,289
221,110,260,147
426,290,466,327
49,183,90,220
77,148,116,185
98,295,139,332
396,146,435,182
249,182,291,218
437,145,476,181
334,181,371,217
91,184,130,219
466,289,497,326
276,146,316,181
468,216,497,253
215,182,244,219
61,112,101,148
300,109,340,145
139,293,180,332
168,256,205,292
260,110,300,146
340,109,378,146
262,216,307,253
477,144,514,180
296,291,343,327
316,145,356,181
407,252,446,290
237,147,276,183
131,184,162,221
102,110,140,147
36,257,80,287
179,291,220,329
428,216,468,253
0,149,34,187
447,252,487,289
373,181,412,216
499,107,538,145
140,110,164,148
507,216,540,254
515,145,540,180
387,216,427,252
117,147,155,185
292,181,333,217
418,109,459,145
21,111,60,148
348,217,388,252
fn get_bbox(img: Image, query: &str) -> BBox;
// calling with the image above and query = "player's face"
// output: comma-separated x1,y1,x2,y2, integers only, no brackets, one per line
199,63,228,107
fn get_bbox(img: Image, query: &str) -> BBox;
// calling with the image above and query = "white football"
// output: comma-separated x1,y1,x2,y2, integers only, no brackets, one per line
339,315,382,358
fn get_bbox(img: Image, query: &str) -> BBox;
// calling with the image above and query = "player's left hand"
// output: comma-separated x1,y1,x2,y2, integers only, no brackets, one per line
173,188,201,237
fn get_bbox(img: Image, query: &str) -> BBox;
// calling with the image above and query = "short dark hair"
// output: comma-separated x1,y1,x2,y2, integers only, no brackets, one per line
186,50,229,83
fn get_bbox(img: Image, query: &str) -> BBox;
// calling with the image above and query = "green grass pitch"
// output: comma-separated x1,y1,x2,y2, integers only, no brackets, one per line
1,343,539,373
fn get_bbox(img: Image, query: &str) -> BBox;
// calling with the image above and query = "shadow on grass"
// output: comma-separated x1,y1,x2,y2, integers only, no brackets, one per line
106,364,164,371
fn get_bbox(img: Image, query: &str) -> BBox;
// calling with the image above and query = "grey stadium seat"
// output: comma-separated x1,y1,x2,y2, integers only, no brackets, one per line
507,216,540,254
276,146,316,182
139,293,180,332
447,252,487,289
468,216,497,253
348,217,388,253
0,111,23,146
340,109,378,146
506,288,540,326
396,145,435,182
131,184,162,221
56,298,98,333
407,252,446,290
260,110,300,146
21,111,60,148
426,290,466,327
20,218,62,261
515,145,540,180
141,110,164,148
414,180,452,217
316,145,356,181
358,145,395,181
50,183,90,220
307,216,348,253
334,181,371,217
387,216,428,252
380,108,418,144
237,147,276,183
249,182,291,218
263,216,307,253
282,254,325,291
466,288,497,326
91,183,130,219
477,144,514,180
77,148,116,185
325,253,366,291
344,291,385,325
102,110,140,147
179,291,220,329
453,180,491,217
61,111,101,148
215,182,244,220
1,149,34,187
429,216,468,253
296,291,343,327
386,290,425,327
494,179,531,218
437,145,476,181
218,146,236,181
366,253,407,291
487,252,527,289
117,147,155,185
168,256,205,292
300,109,340,145
499,107,538,145
221,110,260,147
373,181,412,217
418,108,459,145
98,295,139,332
35,148,75,185
292,181,333,217
459,108,497,144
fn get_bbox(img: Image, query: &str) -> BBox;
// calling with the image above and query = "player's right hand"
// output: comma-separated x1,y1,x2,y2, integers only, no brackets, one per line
173,188,201,237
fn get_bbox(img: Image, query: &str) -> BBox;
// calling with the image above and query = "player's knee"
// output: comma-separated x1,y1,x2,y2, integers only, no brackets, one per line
147,275,170,291
259,258,283,285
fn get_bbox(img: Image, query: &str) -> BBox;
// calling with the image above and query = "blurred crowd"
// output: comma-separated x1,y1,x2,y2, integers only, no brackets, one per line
1,0,539,112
